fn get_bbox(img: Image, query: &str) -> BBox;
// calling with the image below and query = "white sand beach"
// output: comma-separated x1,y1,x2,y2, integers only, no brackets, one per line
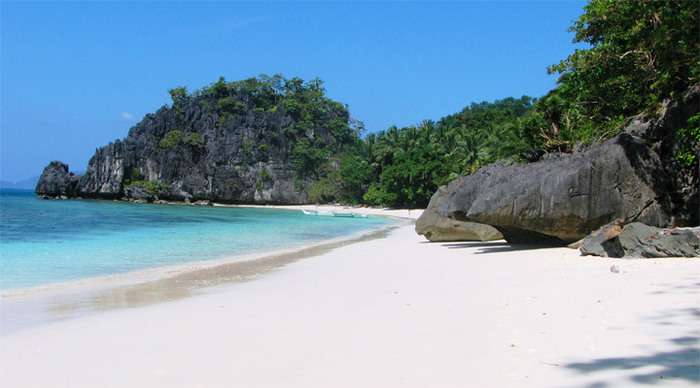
1,208,698,387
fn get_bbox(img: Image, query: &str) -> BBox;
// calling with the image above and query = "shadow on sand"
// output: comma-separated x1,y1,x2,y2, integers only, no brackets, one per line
564,308,700,387
439,241,560,254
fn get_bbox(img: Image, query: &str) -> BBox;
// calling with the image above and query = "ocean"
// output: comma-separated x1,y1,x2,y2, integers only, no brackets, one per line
0,189,393,292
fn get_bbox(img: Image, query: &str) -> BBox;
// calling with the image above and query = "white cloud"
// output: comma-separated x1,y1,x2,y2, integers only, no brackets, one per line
121,112,136,121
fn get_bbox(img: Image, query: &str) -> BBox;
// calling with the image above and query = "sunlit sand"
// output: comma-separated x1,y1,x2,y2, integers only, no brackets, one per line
1,207,698,387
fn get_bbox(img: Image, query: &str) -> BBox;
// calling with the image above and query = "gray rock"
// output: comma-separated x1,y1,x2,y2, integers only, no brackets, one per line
416,185,502,242
123,185,157,203
436,133,671,245
581,223,700,258
435,88,699,245
577,219,627,256
35,161,81,198
157,185,192,202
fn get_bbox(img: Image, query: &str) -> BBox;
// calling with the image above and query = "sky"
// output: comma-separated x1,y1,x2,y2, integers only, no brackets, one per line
1,0,587,183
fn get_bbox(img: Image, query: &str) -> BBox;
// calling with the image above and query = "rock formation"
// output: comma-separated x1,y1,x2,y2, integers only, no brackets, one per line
415,185,502,242
430,87,699,246
580,223,700,258
35,161,80,199
123,185,157,203
35,76,357,204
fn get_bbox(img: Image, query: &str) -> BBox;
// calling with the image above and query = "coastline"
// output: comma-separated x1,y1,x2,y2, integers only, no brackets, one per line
2,207,699,386
1,206,410,334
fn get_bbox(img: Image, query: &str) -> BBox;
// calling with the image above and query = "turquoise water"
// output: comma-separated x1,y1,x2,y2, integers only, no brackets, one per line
0,189,392,291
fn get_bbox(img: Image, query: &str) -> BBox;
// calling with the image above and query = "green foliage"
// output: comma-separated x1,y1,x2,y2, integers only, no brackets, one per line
676,113,700,167
183,132,204,148
537,0,699,149
338,156,374,204
159,130,185,148
362,183,394,207
293,177,305,195
168,86,188,104
129,167,143,182
240,136,254,158
172,74,357,180
159,130,204,149
364,146,452,208
124,179,168,195
122,167,144,187
560,0,697,102
309,177,341,204
187,74,354,156
291,137,329,178
344,96,537,207
259,167,273,182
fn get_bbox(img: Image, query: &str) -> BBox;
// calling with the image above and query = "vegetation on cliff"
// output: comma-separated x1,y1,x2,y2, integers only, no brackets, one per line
530,0,698,153
36,74,367,204
166,74,361,178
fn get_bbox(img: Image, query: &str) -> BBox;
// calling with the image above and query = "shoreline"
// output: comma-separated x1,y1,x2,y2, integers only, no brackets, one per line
2,222,698,386
3,205,699,386
2,205,415,298
1,206,415,334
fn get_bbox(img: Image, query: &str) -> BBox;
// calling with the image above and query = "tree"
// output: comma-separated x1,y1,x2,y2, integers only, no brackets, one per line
168,86,188,104
366,146,451,208
338,156,374,204
547,0,698,133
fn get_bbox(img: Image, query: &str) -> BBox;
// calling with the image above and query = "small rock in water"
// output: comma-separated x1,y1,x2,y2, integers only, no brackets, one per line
610,265,620,273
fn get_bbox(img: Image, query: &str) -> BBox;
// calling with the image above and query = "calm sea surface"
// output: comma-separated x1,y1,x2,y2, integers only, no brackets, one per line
0,189,392,291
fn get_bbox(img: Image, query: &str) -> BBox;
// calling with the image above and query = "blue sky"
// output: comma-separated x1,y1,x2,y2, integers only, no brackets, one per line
1,1,586,182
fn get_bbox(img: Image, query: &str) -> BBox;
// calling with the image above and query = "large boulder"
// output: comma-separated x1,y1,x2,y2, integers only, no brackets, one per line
434,88,698,245
435,134,671,245
416,185,502,242
35,161,81,198
580,223,700,258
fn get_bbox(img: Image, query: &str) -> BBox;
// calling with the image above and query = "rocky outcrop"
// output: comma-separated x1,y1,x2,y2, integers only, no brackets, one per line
570,219,626,251
123,185,157,203
35,76,356,205
157,185,193,202
35,161,81,198
580,223,700,258
416,185,502,242
435,134,671,245
432,88,699,245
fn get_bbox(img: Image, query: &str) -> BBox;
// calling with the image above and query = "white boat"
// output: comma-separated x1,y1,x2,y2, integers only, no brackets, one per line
301,208,334,216
301,207,368,218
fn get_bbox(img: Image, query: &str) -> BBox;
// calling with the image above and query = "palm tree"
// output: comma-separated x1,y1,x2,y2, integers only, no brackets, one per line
362,132,378,164
487,121,522,161
374,127,399,168
458,128,489,173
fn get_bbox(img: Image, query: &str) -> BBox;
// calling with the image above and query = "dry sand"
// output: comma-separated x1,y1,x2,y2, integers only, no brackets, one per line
1,208,698,387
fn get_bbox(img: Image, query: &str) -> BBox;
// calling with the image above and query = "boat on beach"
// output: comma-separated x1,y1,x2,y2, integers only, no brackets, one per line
301,207,368,218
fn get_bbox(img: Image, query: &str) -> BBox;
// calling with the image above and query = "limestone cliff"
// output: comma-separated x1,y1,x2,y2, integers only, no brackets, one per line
36,76,359,204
